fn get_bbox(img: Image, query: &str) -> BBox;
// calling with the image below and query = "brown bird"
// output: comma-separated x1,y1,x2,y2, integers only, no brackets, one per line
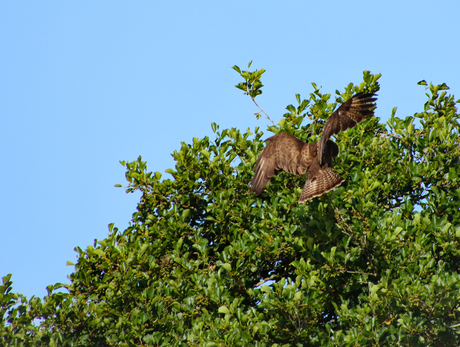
250,92,377,202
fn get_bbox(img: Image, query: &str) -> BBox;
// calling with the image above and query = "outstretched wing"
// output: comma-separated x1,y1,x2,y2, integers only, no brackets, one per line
318,92,377,164
250,132,315,195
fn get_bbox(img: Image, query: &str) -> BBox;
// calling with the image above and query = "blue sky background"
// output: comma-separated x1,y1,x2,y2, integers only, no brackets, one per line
1,1,459,300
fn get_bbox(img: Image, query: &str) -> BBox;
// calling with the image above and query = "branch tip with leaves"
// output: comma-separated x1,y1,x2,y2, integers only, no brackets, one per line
232,61,275,126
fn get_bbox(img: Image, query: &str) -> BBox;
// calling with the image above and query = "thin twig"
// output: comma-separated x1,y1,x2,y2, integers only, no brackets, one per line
344,270,376,276
383,132,402,139
255,275,277,287
334,207,355,237
252,97,276,126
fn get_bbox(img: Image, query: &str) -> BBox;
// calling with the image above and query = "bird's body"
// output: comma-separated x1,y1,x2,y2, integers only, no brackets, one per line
250,92,377,202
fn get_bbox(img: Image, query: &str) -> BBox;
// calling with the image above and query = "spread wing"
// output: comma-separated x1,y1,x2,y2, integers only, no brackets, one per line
250,132,315,195
318,92,377,164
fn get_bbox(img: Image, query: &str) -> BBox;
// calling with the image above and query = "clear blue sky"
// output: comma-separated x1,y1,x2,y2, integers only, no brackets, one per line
1,1,459,300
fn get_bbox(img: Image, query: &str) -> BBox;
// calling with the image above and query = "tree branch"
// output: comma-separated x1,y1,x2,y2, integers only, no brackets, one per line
252,97,276,126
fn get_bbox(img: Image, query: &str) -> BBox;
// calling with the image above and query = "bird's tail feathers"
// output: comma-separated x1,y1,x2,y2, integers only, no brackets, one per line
299,167,344,202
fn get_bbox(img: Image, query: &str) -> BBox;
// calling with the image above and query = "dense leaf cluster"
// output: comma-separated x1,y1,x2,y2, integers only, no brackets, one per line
2,71,460,346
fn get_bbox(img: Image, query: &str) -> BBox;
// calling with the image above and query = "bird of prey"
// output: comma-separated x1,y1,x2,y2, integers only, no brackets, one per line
250,92,377,202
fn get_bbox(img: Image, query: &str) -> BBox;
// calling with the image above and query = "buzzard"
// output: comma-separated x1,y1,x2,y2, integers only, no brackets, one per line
250,92,377,202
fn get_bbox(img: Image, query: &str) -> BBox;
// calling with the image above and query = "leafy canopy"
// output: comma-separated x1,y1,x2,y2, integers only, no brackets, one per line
2,64,460,346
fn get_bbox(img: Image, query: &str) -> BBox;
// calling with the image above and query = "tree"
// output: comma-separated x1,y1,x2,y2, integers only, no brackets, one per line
2,65,460,346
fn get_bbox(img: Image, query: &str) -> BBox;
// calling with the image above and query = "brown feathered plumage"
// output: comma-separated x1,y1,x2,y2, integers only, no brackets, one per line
250,92,377,202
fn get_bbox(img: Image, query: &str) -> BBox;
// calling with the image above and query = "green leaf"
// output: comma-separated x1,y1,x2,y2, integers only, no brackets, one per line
218,305,230,314
221,263,231,272
138,312,148,324
165,168,175,175
232,65,241,74
146,286,155,300
201,149,210,160
93,249,105,257
393,227,403,236
260,285,272,293
369,181,381,191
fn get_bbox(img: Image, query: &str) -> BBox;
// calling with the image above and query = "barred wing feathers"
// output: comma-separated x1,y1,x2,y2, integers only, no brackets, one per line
318,93,377,165
250,132,315,195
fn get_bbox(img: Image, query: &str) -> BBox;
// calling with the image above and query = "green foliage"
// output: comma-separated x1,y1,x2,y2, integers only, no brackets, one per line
2,69,460,346
232,61,265,100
